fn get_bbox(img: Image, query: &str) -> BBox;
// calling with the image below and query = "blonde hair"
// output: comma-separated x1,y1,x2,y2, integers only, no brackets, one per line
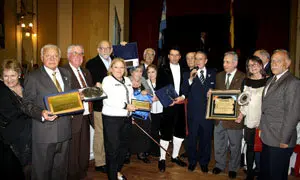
1,59,22,76
108,58,128,77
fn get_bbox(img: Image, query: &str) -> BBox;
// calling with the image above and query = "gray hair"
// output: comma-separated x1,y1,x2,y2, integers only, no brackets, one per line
273,49,291,61
143,48,156,57
256,49,270,60
41,44,61,58
67,44,84,59
224,51,238,62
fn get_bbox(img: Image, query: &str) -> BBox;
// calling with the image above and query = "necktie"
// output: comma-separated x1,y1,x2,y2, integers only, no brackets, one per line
78,69,92,113
77,69,87,88
52,72,62,92
267,76,277,93
225,73,231,89
199,70,205,84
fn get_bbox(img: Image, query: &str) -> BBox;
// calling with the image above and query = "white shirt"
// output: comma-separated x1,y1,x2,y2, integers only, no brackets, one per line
44,66,64,91
69,63,90,115
99,55,112,70
225,68,237,86
188,67,207,85
170,63,181,95
146,79,163,114
102,75,134,117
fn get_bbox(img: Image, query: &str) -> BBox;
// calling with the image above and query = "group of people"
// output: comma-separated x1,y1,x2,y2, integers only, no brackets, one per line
0,39,299,180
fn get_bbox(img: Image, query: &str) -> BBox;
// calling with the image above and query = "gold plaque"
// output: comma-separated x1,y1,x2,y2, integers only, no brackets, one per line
44,90,84,115
206,90,240,120
132,99,151,111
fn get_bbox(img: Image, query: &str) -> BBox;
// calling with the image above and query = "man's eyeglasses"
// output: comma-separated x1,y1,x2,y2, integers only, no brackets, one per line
98,47,112,51
71,51,84,56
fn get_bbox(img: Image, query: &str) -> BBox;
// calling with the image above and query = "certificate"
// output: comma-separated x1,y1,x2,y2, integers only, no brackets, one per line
44,90,84,115
206,90,240,120
155,84,178,107
132,99,151,111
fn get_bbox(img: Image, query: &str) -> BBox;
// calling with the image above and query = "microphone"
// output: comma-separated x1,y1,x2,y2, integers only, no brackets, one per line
191,66,199,77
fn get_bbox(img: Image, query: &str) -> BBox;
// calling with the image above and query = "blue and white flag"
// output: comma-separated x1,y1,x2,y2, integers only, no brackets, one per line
158,0,166,50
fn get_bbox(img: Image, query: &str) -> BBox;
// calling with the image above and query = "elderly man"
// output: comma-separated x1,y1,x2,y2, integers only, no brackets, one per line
254,49,272,77
86,40,113,172
259,49,300,180
23,44,72,180
142,48,155,78
212,51,245,179
63,45,93,179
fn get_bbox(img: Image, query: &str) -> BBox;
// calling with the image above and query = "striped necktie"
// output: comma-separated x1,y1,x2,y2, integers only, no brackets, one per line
225,73,231,89
52,72,62,92
199,70,205,84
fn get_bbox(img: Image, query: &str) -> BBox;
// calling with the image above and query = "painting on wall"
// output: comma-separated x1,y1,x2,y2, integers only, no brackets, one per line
0,0,4,49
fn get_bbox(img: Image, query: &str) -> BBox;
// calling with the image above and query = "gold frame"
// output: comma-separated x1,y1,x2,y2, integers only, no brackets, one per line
206,90,240,120
132,99,151,111
44,90,84,115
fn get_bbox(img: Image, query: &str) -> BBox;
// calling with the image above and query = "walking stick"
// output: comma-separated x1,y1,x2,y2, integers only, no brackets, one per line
131,118,171,157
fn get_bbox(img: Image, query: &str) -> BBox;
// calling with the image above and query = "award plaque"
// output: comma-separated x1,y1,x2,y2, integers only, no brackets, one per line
132,99,151,111
206,90,241,120
44,90,84,115
81,87,107,101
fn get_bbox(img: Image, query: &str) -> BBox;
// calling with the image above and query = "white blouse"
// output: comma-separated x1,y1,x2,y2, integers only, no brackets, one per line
147,79,163,114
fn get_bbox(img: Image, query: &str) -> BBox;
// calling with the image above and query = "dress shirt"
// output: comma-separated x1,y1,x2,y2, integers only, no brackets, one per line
44,66,64,91
188,67,207,85
170,63,181,95
69,63,90,115
99,55,111,70
225,68,237,86
264,69,288,96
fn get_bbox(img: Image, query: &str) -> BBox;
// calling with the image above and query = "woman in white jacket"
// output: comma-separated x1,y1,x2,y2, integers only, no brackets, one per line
102,58,136,180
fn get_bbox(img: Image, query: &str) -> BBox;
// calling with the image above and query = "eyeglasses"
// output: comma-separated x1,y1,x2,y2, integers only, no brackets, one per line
248,63,259,68
71,51,84,56
98,47,112,51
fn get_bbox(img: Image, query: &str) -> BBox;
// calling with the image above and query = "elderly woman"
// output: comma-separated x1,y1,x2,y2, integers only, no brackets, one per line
236,56,268,180
0,59,32,179
102,58,136,180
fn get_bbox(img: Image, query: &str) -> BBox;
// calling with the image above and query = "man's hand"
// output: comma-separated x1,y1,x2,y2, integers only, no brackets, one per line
120,41,128,46
235,112,243,123
279,143,288,148
189,69,198,81
173,96,185,104
95,82,102,88
207,89,212,98
42,110,57,121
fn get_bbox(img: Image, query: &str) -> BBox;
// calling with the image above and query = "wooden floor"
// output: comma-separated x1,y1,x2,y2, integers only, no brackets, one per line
86,155,299,180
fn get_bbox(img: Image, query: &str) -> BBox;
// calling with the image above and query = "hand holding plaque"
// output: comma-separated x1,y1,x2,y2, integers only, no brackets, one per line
132,99,151,111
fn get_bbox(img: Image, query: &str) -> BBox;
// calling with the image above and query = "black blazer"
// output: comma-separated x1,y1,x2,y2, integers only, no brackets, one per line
264,62,273,77
86,55,111,111
0,81,31,143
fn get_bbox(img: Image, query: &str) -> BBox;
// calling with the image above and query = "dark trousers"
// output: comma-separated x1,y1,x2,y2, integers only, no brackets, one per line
188,119,213,165
259,143,293,180
150,113,162,156
161,104,185,141
68,115,90,180
102,115,131,180
32,140,70,180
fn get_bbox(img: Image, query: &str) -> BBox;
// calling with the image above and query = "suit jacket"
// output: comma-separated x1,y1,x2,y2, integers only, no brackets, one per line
0,81,31,143
23,66,72,143
260,71,300,147
215,70,245,129
264,62,273,77
86,55,110,111
182,68,216,123
63,64,94,134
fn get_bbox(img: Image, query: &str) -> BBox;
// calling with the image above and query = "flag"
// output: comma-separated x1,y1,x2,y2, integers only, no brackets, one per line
229,0,234,49
158,0,166,50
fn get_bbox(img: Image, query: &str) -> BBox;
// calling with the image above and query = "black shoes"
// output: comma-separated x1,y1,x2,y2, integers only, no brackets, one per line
137,153,151,164
158,160,166,172
95,165,107,173
171,157,187,167
228,171,237,179
188,164,196,172
212,167,222,174
200,165,209,173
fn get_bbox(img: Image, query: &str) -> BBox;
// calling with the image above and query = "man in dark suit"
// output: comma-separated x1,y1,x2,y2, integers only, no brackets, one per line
259,49,300,180
254,49,272,77
23,44,72,180
85,40,113,172
141,48,155,78
156,46,188,172
182,51,216,172
63,45,94,179
212,51,245,179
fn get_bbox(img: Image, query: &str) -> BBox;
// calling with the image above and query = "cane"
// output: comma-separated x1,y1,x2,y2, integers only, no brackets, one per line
132,118,171,157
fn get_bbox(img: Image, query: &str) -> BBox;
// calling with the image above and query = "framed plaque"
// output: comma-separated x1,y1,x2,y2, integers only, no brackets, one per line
80,87,107,101
206,90,241,120
132,99,151,111
44,90,84,115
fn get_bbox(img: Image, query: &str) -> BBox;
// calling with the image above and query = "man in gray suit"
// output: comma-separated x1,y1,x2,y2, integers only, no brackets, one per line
259,49,300,180
23,44,72,180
